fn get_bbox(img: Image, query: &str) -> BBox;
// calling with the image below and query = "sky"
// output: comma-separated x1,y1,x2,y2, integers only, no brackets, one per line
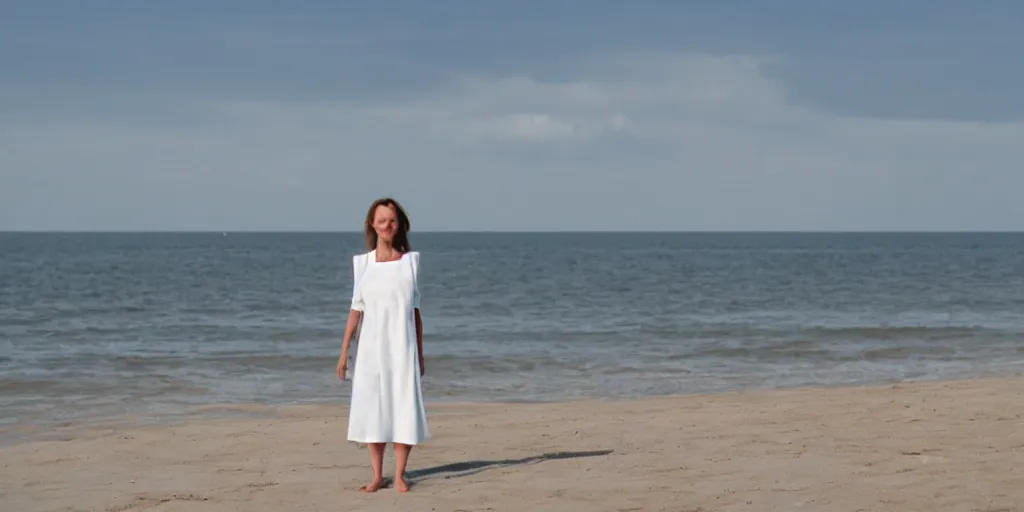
2,1,1023,231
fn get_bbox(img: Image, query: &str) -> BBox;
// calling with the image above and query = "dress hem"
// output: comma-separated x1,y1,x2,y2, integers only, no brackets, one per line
347,436,427,446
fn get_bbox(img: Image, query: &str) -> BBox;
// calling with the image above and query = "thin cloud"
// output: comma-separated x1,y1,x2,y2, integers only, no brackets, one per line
1,53,1022,231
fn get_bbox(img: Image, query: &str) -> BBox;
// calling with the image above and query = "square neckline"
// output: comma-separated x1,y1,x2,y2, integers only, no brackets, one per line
370,249,408,264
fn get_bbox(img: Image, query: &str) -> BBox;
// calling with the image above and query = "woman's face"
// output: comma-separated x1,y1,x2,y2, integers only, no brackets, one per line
372,204,399,243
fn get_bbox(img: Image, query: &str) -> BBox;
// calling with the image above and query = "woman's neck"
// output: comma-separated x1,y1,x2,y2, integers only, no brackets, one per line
375,241,400,261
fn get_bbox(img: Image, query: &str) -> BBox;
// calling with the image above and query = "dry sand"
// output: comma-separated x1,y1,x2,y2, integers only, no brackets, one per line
3,377,1022,512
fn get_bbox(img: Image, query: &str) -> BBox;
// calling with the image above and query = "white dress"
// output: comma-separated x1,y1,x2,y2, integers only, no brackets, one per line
347,250,429,445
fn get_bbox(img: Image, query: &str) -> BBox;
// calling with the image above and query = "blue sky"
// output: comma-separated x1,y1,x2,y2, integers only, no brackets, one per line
2,1,1023,230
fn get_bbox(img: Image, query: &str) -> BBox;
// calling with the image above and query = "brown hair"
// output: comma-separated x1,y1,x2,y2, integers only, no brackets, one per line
364,197,412,252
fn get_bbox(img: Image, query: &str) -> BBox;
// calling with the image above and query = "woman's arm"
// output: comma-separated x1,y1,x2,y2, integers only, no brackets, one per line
414,308,424,376
337,309,362,379
340,253,367,379
340,309,362,358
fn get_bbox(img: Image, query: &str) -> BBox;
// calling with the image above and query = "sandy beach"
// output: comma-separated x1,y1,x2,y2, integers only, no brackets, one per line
3,377,1022,512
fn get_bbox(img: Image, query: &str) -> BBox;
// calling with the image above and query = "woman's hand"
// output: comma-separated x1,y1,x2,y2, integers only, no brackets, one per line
337,356,348,380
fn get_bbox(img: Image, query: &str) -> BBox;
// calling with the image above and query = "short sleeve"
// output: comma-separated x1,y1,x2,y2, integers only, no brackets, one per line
350,254,366,312
409,251,421,309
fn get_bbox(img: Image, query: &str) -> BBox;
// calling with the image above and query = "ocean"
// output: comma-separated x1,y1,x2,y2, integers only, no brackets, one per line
2,232,1023,437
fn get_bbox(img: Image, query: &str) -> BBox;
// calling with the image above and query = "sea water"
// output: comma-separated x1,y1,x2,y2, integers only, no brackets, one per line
2,232,1022,436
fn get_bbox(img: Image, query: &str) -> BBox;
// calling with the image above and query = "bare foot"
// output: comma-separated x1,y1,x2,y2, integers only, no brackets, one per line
396,476,411,493
359,478,385,493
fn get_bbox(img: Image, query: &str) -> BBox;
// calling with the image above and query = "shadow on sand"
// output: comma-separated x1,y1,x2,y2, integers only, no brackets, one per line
405,449,614,482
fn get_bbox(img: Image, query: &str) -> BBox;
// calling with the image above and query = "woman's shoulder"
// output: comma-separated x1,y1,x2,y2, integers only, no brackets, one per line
352,249,375,266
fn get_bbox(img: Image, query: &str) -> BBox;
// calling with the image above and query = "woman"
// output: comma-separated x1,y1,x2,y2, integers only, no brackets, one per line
337,197,428,493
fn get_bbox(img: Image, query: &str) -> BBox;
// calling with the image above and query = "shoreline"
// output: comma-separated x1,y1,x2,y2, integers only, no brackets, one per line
5,375,1024,511
7,369,1022,444
3,373,1020,446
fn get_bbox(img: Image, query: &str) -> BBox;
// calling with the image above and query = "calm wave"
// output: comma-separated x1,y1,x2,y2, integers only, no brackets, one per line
2,232,1023,434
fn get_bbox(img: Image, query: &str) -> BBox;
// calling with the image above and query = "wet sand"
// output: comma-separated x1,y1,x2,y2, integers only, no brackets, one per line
3,377,1022,511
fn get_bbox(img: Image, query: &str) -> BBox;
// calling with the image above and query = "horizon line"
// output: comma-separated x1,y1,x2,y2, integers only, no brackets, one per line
3,229,1024,235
